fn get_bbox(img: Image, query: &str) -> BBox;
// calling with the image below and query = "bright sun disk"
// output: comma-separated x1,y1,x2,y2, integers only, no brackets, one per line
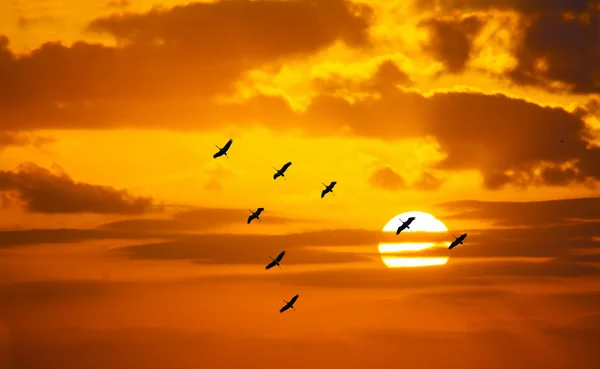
379,211,450,268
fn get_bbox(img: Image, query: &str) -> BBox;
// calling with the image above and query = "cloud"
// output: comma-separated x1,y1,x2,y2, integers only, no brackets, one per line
113,228,381,264
313,59,413,95
418,15,485,74
368,166,445,191
305,86,600,189
244,259,600,290
413,171,445,190
4,198,599,261
0,0,373,130
438,196,600,226
414,0,600,94
0,132,54,150
0,163,161,214
413,0,595,16
100,207,304,233
508,10,600,94
0,228,156,249
368,165,407,191
120,239,370,265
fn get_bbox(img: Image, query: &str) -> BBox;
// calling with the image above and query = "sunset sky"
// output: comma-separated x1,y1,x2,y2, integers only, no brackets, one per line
1,0,599,368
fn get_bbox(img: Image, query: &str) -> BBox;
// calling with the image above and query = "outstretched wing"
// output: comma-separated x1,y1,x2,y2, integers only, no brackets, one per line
280,304,291,313
247,215,254,224
265,260,277,270
281,162,292,171
213,151,223,159
396,226,402,235
273,171,280,180
321,188,327,198
222,139,233,151
289,294,299,305
275,250,286,262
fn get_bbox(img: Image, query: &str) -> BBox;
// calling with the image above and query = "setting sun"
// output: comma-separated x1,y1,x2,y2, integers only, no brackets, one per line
379,211,450,268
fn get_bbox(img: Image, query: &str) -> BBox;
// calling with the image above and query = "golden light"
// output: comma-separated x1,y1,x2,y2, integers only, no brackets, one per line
379,211,450,268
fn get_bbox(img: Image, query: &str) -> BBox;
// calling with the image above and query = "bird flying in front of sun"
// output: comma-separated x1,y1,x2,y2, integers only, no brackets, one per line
379,211,450,268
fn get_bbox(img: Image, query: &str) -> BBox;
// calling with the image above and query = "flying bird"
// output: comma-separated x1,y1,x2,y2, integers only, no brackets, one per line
213,139,233,159
396,216,415,235
321,181,337,198
247,207,264,224
265,250,286,270
448,233,467,250
279,294,299,313
273,162,292,180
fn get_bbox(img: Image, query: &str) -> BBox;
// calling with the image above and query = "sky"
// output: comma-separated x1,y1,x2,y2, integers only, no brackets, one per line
0,0,599,368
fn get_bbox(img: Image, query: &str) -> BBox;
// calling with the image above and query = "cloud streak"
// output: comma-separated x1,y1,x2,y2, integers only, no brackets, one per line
0,163,161,214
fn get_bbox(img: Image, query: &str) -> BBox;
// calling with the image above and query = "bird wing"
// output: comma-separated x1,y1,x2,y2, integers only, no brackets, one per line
280,304,291,313
247,215,254,224
275,251,285,262
321,189,327,198
282,162,292,171
223,139,232,150
396,227,402,235
213,151,223,159
289,295,299,304
273,172,280,180
265,260,277,270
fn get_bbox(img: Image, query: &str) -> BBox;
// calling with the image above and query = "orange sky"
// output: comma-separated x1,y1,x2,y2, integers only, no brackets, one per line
1,1,599,368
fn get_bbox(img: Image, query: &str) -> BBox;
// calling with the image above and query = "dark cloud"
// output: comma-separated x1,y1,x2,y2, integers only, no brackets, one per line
413,171,445,191
0,0,373,130
438,197,600,226
119,239,370,265
414,0,600,94
313,59,413,95
0,132,54,150
508,10,600,94
418,15,485,73
0,163,161,214
413,0,595,15
0,228,154,249
413,222,600,258
100,207,305,233
368,166,445,191
305,86,600,189
0,224,438,249
368,166,407,191
248,259,600,290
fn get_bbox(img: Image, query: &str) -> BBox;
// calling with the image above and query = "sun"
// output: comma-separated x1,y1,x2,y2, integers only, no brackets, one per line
379,211,450,268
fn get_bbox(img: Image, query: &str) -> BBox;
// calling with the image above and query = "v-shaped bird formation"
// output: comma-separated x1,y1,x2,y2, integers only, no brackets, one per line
213,138,467,313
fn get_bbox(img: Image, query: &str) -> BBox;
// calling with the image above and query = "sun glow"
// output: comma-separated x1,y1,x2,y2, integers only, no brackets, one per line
379,211,450,268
